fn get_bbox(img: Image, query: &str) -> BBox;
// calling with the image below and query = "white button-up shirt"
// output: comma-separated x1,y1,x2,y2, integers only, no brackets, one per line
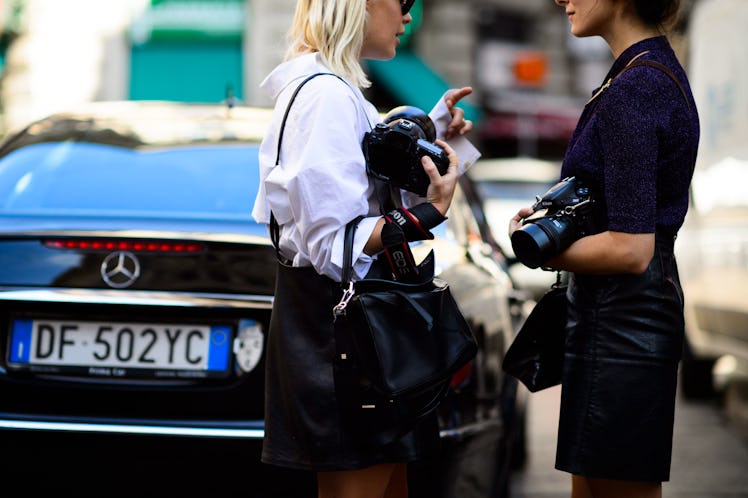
252,53,479,281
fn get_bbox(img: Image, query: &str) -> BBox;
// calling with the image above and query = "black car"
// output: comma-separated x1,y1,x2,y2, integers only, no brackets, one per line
0,101,529,497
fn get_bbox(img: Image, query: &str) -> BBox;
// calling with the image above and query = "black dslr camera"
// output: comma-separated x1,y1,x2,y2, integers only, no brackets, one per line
510,176,596,269
362,106,449,196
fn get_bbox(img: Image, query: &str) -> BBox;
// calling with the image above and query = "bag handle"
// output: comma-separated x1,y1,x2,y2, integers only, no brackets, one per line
341,215,366,286
587,50,690,108
269,72,342,260
269,72,375,262
581,50,695,182
625,59,690,108
333,216,365,317
273,73,345,167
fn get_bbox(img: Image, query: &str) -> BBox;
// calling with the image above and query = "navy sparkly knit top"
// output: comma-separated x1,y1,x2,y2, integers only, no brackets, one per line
560,36,700,235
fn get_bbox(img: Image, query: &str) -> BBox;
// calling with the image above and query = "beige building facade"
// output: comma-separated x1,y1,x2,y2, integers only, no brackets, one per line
0,0,609,143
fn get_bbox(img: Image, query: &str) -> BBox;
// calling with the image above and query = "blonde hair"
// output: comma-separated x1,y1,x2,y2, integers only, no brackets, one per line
285,0,371,88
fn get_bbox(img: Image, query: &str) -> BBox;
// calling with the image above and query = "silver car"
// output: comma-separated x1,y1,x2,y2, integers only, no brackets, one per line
467,157,561,299
676,156,748,398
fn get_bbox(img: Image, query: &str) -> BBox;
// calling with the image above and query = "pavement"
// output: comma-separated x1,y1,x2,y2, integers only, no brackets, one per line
509,382,748,498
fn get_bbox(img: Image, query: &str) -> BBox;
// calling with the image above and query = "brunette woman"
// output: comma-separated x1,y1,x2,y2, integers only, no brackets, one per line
510,1,699,497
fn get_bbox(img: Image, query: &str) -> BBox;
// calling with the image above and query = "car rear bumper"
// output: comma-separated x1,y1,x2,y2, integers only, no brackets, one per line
0,288,274,309
0,412,501,443
0,413,266,439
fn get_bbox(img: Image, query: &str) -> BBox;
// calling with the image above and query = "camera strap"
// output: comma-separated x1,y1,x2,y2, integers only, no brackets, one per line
378,184,421,281
270,71,423,281
380,221,420,281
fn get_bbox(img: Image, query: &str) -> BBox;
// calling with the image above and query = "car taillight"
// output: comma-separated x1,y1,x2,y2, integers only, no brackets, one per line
43,239,206,253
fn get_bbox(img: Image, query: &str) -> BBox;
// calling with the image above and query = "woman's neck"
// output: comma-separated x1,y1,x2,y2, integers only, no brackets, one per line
604,15,661,59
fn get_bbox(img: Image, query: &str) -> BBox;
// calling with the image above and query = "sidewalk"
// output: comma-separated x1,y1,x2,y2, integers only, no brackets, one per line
509,384,748,498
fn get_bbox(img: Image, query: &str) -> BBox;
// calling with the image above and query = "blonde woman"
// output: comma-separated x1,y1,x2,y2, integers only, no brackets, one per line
252,1,477,497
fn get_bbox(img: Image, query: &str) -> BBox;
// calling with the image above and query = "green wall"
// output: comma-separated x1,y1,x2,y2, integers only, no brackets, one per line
129,40,243,102
128,0,244,102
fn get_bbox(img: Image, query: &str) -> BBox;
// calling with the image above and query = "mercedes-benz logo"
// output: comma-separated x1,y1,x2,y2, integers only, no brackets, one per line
101,251,141,289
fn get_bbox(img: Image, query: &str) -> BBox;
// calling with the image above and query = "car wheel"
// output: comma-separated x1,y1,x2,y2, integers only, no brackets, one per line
680,338,717,399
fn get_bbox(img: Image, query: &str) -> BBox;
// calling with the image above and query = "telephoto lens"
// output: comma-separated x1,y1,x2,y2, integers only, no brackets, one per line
510,176,595,269
511,215,576,269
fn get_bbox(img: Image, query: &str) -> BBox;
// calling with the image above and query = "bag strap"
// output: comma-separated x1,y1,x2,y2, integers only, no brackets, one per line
581,51,695,180
273,73,346,167
587,51,690,109
341,215,365,286
269,72,347,261
626,59,690,108
332,215,365,318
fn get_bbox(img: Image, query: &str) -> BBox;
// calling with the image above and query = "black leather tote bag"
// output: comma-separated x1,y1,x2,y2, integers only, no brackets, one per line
333,217,477,443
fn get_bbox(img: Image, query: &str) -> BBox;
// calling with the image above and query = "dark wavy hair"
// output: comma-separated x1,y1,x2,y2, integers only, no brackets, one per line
632,0,681,27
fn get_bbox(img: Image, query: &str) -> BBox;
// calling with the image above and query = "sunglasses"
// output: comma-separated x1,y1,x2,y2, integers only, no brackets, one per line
401,0,415,15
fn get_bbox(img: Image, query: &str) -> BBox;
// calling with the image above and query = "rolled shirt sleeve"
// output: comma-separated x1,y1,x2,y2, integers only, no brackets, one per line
256,74,381,281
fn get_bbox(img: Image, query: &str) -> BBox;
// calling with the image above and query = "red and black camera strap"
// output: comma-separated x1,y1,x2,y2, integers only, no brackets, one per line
380,202,445,281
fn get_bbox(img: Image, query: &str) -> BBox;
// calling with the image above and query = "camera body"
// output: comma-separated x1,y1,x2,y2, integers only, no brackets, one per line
510,176,596,269
362,106,449,196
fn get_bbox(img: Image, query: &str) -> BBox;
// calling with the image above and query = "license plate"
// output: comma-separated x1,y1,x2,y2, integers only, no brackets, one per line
7,319,232,378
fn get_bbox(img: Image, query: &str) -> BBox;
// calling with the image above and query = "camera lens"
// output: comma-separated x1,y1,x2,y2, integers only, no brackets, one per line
511,216,575,269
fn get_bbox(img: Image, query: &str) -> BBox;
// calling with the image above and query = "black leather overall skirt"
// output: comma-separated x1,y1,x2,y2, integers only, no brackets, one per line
555,233,684,482
261,262,439,471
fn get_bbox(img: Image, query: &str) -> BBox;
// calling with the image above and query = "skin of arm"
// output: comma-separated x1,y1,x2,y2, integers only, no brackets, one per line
509,206,655,275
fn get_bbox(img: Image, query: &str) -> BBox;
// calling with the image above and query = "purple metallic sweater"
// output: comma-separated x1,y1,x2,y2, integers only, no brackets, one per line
560,36,700,235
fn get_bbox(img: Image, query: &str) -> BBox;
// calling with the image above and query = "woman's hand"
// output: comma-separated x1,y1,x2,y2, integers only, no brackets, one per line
425,139,459,216
444,87,474,140
509,206,535,237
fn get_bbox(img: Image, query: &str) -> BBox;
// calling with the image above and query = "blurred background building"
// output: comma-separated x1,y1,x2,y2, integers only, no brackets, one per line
0,0,697,159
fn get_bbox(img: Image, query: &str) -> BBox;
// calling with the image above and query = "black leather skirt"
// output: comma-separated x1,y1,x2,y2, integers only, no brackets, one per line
555,234,684,482
261,263,439,471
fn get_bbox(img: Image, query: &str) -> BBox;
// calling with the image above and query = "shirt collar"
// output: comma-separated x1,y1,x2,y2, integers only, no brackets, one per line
259,53,330,100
